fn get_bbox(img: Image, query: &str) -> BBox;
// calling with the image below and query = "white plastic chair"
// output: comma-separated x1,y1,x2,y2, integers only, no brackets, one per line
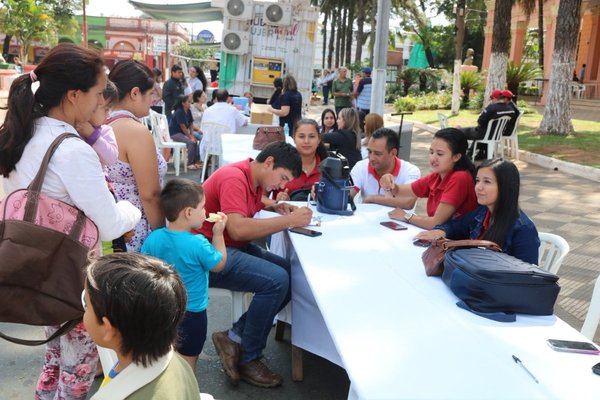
149,110,187,176
437,112,449,129
501,111,524,160
581,276,600,340
208,288,251,324
471,115,512,161
199,121,231,182
569,82,586,99
537,232,570,274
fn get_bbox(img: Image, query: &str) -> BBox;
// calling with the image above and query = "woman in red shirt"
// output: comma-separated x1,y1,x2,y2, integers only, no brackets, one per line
265,119,327,204
380,128,478,229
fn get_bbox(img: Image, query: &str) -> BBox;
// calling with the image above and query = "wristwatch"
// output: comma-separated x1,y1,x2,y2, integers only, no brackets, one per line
404,213,415,222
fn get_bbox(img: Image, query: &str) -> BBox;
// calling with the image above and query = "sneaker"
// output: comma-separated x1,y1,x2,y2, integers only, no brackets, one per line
238,359,283,388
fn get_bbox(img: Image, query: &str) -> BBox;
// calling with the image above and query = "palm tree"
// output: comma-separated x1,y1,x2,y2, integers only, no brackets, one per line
537,0,583,135
354,0,366,63
484,0,512,105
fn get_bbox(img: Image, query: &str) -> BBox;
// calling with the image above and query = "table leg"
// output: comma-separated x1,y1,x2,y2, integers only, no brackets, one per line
292,344,304,381
275,320,286,341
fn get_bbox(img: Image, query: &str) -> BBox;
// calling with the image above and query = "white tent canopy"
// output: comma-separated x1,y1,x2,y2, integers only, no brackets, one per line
128,0,223,22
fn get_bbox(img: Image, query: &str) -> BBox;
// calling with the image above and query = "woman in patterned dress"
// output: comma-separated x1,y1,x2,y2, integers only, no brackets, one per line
106,60,167,251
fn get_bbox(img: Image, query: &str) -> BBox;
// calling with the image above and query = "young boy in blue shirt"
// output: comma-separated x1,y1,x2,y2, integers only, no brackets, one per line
141,178,227,372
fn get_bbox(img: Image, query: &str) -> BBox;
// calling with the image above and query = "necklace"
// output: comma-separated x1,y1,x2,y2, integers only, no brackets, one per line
303,158,316,174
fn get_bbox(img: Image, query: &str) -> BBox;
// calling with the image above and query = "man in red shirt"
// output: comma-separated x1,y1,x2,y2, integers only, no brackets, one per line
196,142,312,388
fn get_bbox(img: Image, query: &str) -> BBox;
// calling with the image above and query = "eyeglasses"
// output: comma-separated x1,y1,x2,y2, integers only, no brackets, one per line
81,289,87,310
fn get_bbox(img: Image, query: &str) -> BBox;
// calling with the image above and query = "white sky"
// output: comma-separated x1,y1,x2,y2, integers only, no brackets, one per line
82,0,224,40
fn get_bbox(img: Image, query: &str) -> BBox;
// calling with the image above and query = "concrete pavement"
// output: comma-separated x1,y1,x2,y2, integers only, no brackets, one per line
1,103,599,399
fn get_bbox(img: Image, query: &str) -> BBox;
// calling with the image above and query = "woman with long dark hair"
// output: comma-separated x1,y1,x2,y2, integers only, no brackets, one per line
267,74,302,135
188,65,207,93
320,108,337,135
107,59,167,252
266,119,328,203
380,128,478,229
0,43,140,400
416,159,539,263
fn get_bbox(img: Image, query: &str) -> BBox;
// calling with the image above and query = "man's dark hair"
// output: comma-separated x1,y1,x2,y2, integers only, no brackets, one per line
159,178,204,222
255,142,302,178
371,128,400,153
214,89,229,102
86,253,187,368
171,64,182,73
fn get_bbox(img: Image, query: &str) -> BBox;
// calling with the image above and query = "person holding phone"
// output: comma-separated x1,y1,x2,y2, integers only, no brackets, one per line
415,159,540,264
380,128,478,230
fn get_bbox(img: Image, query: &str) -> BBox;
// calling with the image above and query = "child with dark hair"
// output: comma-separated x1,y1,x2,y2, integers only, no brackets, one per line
141,178,227,371
416,158,539,264
83,253,200,399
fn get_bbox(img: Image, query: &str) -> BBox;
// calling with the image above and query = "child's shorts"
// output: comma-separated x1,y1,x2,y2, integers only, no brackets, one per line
177,309,208,356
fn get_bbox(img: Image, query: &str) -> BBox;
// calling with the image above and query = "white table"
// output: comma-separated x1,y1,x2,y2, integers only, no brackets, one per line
262,203,600,400
220,133,294,167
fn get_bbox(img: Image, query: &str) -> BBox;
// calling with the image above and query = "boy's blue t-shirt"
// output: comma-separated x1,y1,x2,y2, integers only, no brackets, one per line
141,228,223,312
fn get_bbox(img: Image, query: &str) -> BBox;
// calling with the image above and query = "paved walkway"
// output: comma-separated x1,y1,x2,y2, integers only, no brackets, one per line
1,103,599,399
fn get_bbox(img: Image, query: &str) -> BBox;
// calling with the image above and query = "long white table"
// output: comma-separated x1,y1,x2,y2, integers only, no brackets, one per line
262,203,600,400
220,133,294,167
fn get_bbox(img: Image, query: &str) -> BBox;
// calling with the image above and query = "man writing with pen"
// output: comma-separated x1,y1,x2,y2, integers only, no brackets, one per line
194,141,312,388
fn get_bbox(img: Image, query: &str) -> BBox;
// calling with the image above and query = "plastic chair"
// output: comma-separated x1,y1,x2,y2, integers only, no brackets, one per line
437,112,449,129
501,111,524,160
581,276,600,340
537,232,570,274
148,110,188,176
471,115,512,161
208,288,251,324
199,121,231,182
570,82,586,99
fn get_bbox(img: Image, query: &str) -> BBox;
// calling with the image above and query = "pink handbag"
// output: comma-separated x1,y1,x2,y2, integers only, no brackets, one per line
0,133,100,345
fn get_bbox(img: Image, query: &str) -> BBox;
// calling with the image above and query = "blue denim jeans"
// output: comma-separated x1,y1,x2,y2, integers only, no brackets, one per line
209,243,290,363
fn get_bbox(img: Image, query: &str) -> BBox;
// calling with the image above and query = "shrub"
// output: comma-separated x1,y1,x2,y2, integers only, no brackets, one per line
468,91,484,110
460,70,484,108
516,99,533,114
385,83,404,103
393,96,416,112
506,61,542,99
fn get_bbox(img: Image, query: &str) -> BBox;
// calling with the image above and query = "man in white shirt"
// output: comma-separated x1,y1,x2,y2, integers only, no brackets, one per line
201,89,249,134
350,127,420,208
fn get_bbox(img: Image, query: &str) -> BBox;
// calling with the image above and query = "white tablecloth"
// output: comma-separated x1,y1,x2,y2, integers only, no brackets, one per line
260,203,600,400
220,133,294,167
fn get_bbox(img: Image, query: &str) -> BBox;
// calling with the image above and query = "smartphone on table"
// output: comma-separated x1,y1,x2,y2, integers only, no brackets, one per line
289,227,322,237
380,221,408,231
547,339,600,354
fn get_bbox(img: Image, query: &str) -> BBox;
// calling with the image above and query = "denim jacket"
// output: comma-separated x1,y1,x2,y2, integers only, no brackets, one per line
436,205,540,264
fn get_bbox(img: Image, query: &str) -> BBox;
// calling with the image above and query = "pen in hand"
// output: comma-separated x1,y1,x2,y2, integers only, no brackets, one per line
512,355,539,383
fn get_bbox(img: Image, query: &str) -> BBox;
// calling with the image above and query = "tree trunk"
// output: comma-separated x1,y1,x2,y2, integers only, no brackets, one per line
335,8,343,67
328,10,337,69
339,7,347,67
538,0,582,135
322,12,329,69
368,0,377,64
538,0,544,70
484,0,512,105
2,35,12,58
345,5,354,65
355,0,365,63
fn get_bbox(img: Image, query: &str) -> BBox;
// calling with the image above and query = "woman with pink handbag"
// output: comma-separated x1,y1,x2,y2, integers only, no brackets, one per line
0,44,141,400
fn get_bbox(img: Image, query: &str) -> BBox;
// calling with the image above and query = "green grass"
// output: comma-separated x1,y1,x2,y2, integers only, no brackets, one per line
405,109,600,168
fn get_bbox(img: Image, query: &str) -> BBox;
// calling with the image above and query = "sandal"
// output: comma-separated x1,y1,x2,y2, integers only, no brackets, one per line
187,164,200,170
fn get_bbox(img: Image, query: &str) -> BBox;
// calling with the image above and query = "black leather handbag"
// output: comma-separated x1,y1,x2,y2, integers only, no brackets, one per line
442,248,560,321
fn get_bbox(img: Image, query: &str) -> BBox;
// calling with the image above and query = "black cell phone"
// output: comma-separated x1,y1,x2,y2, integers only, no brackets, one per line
413,239,431,247
289,227,322,237
593,362,600,376
547,339,600,355
380,221,408,231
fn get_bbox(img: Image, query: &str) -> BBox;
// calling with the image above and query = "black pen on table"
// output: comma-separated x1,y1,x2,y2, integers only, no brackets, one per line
512,355,539,383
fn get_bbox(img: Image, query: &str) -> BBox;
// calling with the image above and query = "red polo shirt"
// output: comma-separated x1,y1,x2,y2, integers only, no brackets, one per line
273,155,321,198
410,169,478,219
193,159,263,248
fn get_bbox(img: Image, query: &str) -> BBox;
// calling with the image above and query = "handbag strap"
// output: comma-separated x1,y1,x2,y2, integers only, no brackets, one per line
24,133,81,222
441,239,501,252
0,318,81,346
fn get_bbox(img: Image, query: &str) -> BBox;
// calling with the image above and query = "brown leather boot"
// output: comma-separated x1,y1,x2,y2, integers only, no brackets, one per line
212,331,240,384
238,359,283,388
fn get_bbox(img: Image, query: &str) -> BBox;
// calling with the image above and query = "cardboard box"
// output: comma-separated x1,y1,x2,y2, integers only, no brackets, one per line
250,103,274,125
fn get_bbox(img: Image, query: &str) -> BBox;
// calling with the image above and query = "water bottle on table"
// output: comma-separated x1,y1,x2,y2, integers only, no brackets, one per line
283,123,290,137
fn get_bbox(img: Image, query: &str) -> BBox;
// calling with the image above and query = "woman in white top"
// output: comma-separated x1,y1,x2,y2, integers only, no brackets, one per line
188,65,207,93
0,43,140,400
